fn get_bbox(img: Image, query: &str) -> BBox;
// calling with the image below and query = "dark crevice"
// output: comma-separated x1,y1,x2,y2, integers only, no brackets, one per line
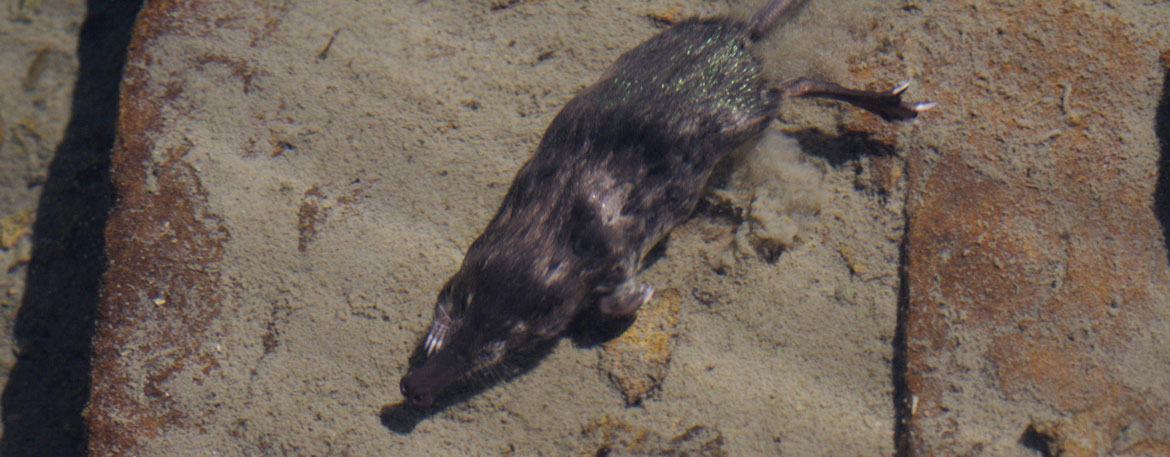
0,1,143,456
1154,61,1170,266
892,199,912,457
1019,424,1056,457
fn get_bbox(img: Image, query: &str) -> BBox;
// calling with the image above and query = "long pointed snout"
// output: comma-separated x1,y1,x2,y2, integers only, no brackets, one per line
400,349,470,408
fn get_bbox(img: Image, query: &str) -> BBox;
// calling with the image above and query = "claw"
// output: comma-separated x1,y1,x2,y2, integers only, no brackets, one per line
889,80,936,117
891,79,912,95
599,282,655,317
637,284,655,308
424,329,437,355
424,320,450,356
883,80,937,120
880,79,935,121
776,77,935,122
911,101,937,113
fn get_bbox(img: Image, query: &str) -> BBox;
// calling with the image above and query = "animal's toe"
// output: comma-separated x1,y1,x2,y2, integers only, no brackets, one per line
599,283,655,317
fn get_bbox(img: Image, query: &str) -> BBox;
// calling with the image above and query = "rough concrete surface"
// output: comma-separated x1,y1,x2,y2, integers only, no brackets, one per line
900,2,1170,456
0,0,1168,456
84,0,910,455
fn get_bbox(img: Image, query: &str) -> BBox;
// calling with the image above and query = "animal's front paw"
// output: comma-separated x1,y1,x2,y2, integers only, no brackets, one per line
599,283,655,317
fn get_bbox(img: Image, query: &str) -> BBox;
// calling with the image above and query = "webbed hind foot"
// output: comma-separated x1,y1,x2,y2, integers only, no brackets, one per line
598,282,655,318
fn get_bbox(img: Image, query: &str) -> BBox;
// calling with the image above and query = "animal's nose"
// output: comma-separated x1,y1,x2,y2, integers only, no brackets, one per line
400,374,435,408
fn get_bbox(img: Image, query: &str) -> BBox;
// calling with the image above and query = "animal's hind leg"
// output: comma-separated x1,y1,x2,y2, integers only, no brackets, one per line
598,281,655,318
773,78,935,121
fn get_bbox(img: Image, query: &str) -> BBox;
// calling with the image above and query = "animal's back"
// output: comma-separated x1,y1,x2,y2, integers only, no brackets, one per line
549,19,775,158
400,0,935,408
480,19,775,281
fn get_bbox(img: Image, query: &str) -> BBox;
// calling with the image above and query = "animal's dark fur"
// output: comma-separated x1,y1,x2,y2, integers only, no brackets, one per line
399,0,929,407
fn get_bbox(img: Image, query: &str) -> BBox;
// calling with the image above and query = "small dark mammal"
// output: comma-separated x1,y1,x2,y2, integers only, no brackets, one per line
400,0,932,407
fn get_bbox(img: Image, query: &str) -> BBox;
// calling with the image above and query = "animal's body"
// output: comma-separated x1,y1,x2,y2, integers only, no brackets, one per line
400,0,931,407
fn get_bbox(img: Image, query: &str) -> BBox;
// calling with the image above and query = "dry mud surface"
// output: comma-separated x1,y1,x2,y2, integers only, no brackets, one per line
1,0,1168,456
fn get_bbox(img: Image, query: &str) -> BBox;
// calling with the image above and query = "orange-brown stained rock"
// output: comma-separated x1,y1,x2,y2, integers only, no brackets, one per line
901,1,1170,456
83,0,238,455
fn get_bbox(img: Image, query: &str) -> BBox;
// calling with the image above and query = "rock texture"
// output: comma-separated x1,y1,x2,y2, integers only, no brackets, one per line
78,0,1170,456
581,416,725,457
85,1,232,455
899,1,1170,456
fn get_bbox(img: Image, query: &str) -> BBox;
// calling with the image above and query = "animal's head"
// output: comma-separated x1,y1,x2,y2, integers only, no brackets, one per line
400,254,576,407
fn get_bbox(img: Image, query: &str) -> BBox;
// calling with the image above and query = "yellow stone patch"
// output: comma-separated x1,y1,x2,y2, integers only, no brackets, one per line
599,287,681,405
1,210,35,250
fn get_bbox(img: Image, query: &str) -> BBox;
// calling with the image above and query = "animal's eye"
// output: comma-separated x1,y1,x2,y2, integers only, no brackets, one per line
483,340,506,359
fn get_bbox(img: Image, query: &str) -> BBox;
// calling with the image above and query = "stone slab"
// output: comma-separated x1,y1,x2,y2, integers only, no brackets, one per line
900,2,1170,456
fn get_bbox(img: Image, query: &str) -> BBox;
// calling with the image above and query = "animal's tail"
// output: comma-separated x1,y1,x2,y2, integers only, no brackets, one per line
748,0,806,40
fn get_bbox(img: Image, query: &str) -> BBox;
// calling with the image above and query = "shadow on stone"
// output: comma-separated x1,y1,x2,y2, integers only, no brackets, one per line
789,128,897,167
1155,64,1170,265
382,298,638,433
380,338,557,434
0,1,142,456
1019,424,1056,457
